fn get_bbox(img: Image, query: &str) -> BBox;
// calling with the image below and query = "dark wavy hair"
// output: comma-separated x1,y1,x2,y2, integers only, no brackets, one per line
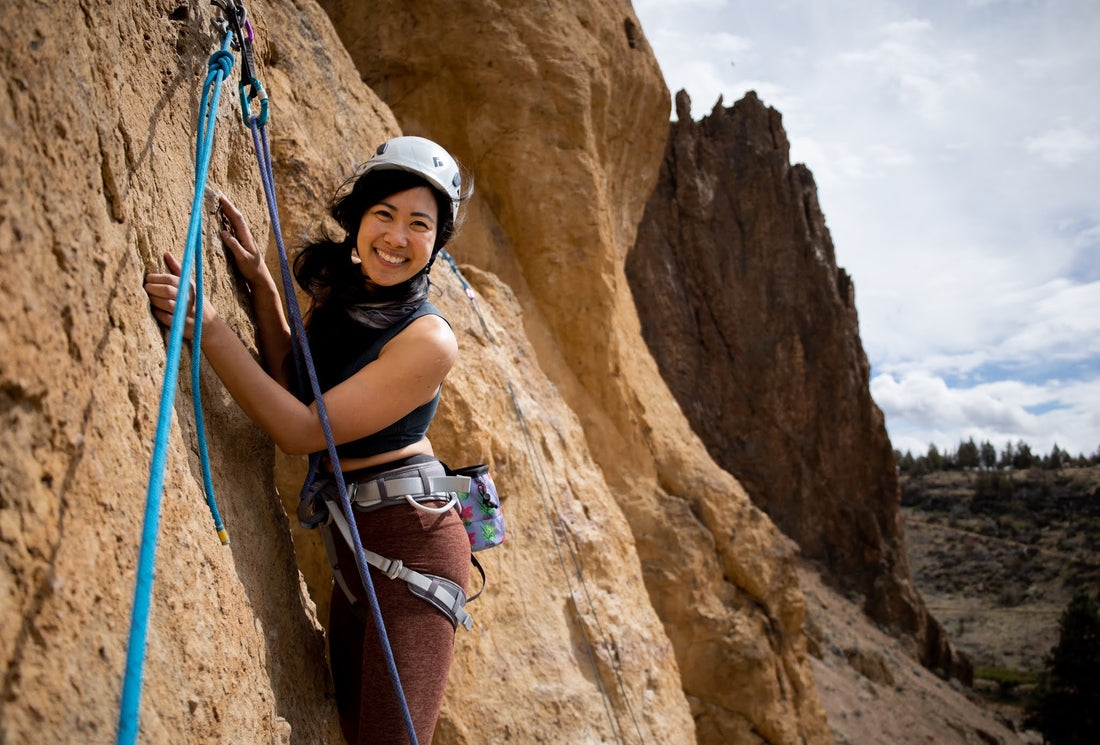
293,168,456,313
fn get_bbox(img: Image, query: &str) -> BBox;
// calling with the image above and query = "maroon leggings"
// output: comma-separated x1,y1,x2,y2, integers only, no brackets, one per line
328,500,470,744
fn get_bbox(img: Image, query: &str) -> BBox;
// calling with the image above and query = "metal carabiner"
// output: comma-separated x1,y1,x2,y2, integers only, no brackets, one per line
239,76,269,127
210,1,268,127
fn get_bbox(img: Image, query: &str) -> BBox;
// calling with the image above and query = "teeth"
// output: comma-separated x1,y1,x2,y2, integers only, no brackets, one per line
375,247,407,265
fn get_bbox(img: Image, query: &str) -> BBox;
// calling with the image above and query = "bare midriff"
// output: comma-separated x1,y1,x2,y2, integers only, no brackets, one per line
323,436,436,474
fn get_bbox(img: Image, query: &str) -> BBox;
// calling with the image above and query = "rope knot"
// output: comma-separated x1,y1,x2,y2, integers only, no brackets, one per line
208,49,235,77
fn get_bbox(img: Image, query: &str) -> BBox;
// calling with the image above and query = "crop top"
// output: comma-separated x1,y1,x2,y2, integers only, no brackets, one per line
311,301,447,460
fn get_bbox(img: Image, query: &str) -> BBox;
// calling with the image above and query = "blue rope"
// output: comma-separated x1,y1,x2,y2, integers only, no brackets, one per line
192,223,229,545
117,38,233,745
192,60,230,545
246,117,420,744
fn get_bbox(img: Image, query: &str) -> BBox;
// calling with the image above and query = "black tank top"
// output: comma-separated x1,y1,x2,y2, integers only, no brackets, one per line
310,301,447,460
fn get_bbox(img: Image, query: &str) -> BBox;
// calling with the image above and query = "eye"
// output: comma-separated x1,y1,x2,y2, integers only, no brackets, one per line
411,219,433,231
372,207,393,221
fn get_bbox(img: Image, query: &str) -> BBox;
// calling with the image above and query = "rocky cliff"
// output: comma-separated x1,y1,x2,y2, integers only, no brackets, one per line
627,90,969,682
2,2,830,744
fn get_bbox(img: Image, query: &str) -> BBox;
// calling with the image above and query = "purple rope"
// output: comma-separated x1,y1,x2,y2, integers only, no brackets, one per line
246,118,419,744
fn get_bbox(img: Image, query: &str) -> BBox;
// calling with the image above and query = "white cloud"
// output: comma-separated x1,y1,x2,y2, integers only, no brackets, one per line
866,144,915,168
883,19,934,35
873,372,1100,456
868,278,1100,393
635,0,727,10
871,372,1033,431
1025,125,1100,168
707,31,753,56
997,279,1100,361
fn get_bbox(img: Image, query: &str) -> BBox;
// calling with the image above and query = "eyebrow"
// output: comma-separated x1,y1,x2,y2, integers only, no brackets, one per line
377,200,436,223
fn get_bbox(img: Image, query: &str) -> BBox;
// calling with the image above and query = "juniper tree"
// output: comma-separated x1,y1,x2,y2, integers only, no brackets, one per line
1025,590,1100,743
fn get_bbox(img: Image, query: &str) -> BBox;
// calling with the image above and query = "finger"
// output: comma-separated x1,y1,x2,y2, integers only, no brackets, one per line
152,308,195,339
219,195,251,238
161,253,200,296
144,284,178,304
220,230,247,257
148,287,197,317
148,299,174,317
163,251,183,276
144,272,182,288
144,273,179,292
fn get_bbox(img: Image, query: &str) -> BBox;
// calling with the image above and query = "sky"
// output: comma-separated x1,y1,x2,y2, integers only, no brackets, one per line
634,0,1100,459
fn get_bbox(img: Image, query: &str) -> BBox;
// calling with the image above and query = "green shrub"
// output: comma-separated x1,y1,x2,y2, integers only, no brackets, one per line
1024,591,1100,742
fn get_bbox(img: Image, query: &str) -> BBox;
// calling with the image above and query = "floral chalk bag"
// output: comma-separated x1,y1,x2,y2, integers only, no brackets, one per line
452,465,505,552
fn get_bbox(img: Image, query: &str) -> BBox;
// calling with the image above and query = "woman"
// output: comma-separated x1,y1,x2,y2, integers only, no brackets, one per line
145,136,473,744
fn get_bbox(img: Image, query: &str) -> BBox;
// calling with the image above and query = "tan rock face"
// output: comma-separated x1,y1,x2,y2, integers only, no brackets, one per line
5,2,829,745
628,90,971,682
0,2,384,742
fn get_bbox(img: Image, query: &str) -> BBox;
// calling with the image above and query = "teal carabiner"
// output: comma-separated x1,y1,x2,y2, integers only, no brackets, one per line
239,77,269,127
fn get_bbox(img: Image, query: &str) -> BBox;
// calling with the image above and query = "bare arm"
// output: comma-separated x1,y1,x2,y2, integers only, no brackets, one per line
144,253,457,455
218,195,293,387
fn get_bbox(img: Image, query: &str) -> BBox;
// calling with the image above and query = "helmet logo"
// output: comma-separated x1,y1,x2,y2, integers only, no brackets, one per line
432,157,444,167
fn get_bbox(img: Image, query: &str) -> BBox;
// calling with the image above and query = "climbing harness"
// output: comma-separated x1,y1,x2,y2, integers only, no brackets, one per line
299,456,504,630
117,26,234,745
301,458,478,631
439,255,645,744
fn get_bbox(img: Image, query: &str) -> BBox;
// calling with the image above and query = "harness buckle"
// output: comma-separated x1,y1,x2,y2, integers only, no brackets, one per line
382,558,403,580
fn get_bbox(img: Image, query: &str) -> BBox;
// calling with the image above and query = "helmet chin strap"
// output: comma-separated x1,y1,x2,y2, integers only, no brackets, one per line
423,246,445,274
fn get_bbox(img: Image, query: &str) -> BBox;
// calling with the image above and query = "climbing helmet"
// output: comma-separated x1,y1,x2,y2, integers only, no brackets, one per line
361,136,463,221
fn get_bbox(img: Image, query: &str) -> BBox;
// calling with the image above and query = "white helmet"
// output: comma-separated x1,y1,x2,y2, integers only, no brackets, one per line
360,136,463,221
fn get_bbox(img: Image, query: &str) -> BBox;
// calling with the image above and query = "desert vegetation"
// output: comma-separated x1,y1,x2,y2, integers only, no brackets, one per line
1023,590,1100,743
896,438,1099,476
899,463,1100,734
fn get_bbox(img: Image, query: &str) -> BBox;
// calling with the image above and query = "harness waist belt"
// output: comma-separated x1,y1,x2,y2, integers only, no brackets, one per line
349,475,471,511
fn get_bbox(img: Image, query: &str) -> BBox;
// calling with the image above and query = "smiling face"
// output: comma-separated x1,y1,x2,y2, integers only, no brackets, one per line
355,185,439,286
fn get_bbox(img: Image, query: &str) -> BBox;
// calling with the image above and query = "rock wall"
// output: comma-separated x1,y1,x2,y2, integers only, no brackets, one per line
1,1,397,742
627,90,970,681
3,2,829,744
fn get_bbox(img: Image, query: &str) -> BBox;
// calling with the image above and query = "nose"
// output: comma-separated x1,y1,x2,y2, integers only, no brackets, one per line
384,224,408,247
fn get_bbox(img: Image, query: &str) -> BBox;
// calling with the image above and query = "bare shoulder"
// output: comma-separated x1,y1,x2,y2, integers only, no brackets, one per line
381,313,458,366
